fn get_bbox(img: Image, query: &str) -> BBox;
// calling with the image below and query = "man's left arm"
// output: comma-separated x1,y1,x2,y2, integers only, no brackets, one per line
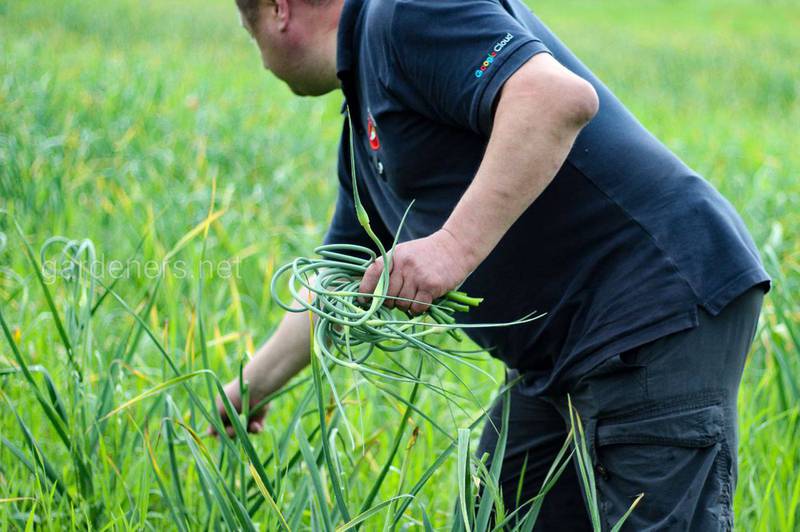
359,53,598,313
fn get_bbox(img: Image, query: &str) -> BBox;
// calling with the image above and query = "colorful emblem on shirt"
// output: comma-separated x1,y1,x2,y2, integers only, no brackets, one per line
474,32,515,78
367,111,380,151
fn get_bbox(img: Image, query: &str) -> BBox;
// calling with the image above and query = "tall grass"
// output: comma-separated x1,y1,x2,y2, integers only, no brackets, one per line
0,222,636,529
1,0,798,529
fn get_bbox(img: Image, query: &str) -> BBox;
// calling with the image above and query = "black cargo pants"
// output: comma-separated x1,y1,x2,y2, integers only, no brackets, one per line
477,286,765,531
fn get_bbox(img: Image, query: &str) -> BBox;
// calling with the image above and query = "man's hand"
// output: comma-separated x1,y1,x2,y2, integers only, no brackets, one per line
358,228,477,315
209,379,268,438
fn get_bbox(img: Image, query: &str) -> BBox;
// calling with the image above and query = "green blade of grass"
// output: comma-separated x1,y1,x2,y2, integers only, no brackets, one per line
390,379,521,527
249,462,290,531
338,495,414,532
383,421,420,531
610,493,644,532
515,449,530,511
181,424,240,531
568,396,601,530
0,437,46,495
92,277,163,449
179,421,256,532
89,233,147,317
212,378,279,500
84,273,243,458
12,220,81,381
457,428,474,532
250,375,312,416
365,375,454,442
2,394,69,502
143,426,189,532
0,309,93,496
286,483,310,531
164,398,190,526
0,365,68,423
359,357,423,514
513,433,575,531
98,370,213,422
317,347,357,450
309,327,352,524
296,423,335,532
472,456,505,527
421,503,435,532
475,390,510,531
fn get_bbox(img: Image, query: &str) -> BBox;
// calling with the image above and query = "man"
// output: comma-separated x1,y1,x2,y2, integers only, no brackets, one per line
218,0,771,529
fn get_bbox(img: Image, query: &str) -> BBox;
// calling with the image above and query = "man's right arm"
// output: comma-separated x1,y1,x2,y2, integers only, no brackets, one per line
214,128,392,436
213,284,313,437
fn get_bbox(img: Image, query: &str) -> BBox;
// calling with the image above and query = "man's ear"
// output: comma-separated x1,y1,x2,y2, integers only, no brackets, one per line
275,0,290,32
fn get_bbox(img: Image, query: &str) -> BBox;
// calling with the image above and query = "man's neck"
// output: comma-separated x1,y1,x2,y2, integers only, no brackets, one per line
301,0,344,93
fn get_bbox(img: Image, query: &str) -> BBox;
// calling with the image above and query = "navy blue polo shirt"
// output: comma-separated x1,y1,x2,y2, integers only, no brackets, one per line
324,0,771,391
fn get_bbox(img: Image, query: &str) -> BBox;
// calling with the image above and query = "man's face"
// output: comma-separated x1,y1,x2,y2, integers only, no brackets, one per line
240,4,332,96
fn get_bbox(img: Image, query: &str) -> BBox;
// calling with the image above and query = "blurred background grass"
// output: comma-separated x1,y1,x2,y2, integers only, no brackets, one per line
1,0,798,529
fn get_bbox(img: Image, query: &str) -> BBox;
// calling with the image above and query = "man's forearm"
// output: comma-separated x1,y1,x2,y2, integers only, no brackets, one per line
241,287,313,401
443,55,598,269
358,56,599,315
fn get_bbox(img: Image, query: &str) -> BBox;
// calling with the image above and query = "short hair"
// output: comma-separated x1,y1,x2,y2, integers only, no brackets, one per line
236,0,266,26
236,0,330,26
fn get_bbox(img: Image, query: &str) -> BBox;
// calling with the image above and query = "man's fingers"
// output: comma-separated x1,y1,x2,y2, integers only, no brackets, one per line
409,290,433,316
385,269,404,309
207,420,231,439
396,281,416,312
359,258,385,303
209,411,267,439
207,380,273,439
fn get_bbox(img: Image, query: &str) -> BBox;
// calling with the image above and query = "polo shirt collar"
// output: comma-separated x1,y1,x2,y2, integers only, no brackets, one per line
336,0,365,82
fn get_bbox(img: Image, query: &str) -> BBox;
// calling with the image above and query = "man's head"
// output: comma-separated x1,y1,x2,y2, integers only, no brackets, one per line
237,0,343,96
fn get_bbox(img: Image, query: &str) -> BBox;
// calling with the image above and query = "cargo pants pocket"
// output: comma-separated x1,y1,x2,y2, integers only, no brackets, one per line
592,400,733,531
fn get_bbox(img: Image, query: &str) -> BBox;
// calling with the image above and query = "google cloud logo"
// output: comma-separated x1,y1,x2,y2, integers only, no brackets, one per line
475,33,515,78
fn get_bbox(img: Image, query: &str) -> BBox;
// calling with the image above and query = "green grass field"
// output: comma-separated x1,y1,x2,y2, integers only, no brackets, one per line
1,0,798,529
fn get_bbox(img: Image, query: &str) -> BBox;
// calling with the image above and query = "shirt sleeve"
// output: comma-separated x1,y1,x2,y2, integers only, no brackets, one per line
388,0,551,136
